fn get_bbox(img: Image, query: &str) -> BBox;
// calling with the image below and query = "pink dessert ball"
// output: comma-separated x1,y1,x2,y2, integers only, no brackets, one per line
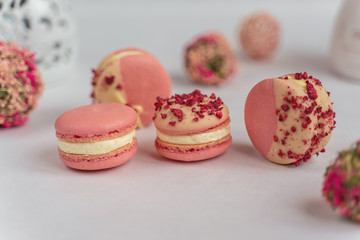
323,141,360,223
239,12,280,59
0,42,43,128
184,32,238,85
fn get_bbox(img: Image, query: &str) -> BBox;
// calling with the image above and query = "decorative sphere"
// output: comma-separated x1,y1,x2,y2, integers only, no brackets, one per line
185,31,238,85
239,12,280,59
0,42,43,128
323,141,360,223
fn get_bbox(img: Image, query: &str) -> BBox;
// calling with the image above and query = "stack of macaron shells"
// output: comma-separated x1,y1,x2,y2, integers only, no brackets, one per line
91,48,172,128
153,90,232,161
245,72,335,166
55,103,138,170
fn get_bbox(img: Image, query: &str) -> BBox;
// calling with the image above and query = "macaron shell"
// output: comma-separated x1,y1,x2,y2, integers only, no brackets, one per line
94,49,155,105
266,76,333,164
154,98,230,135
155,135,232,161
55,103,137,142
245,78,277,157
93,48,171,127
265,77,313,164
97,48,144,70
59,138,137,170
120,54,171,126
245,74,335,165
93,60,127,104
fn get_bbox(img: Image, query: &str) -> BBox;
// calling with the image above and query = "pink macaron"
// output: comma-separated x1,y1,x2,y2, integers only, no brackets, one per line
91,48,172,128
153,90,232,161
245,72,335,166
55,103,138,170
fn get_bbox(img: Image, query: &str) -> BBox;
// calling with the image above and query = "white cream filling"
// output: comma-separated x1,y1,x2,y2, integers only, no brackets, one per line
58,130,136,155
157,125,230,145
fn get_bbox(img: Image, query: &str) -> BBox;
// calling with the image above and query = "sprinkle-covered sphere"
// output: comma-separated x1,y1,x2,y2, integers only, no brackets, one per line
184,32,238,85
323,141,360,223
239,12,280,60
0,42,43,128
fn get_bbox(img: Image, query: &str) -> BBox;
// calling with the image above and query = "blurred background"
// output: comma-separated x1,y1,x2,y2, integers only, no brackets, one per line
73,0,343,74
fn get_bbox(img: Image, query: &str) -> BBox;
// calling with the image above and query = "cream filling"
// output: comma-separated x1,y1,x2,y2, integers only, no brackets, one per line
58,131,136,155
157,125,230,145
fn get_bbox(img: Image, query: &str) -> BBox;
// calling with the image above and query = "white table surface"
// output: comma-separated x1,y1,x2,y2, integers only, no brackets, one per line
2,0,360,239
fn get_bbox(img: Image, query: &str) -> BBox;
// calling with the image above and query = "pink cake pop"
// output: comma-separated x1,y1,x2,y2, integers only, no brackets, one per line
0,42,43,128
239,12,280,59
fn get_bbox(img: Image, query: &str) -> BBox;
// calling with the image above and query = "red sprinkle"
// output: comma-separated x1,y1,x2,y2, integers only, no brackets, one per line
171,108,184,120
294,72,302,80
154,90,224,123
291,126,296,132
161,113,167,119
193,117,199,122
216,111,223,119
281,104,289,111
306,81,318,100
321,109,334,119
278,150,285,158
104,76,115,85
169,121,176,126
273,136,278,142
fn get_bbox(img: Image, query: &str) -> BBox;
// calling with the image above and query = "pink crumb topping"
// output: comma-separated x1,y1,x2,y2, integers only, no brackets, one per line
0,42,43,128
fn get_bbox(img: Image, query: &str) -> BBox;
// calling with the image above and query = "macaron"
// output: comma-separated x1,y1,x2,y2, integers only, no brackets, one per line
245,72,335,166
153,89,232,161
55,103,138,170
239,12,280,60
184,32,238,85
91,48,172,128
323,140,360,223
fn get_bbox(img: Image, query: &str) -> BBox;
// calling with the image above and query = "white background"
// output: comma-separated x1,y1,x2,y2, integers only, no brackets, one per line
2,0,360,239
